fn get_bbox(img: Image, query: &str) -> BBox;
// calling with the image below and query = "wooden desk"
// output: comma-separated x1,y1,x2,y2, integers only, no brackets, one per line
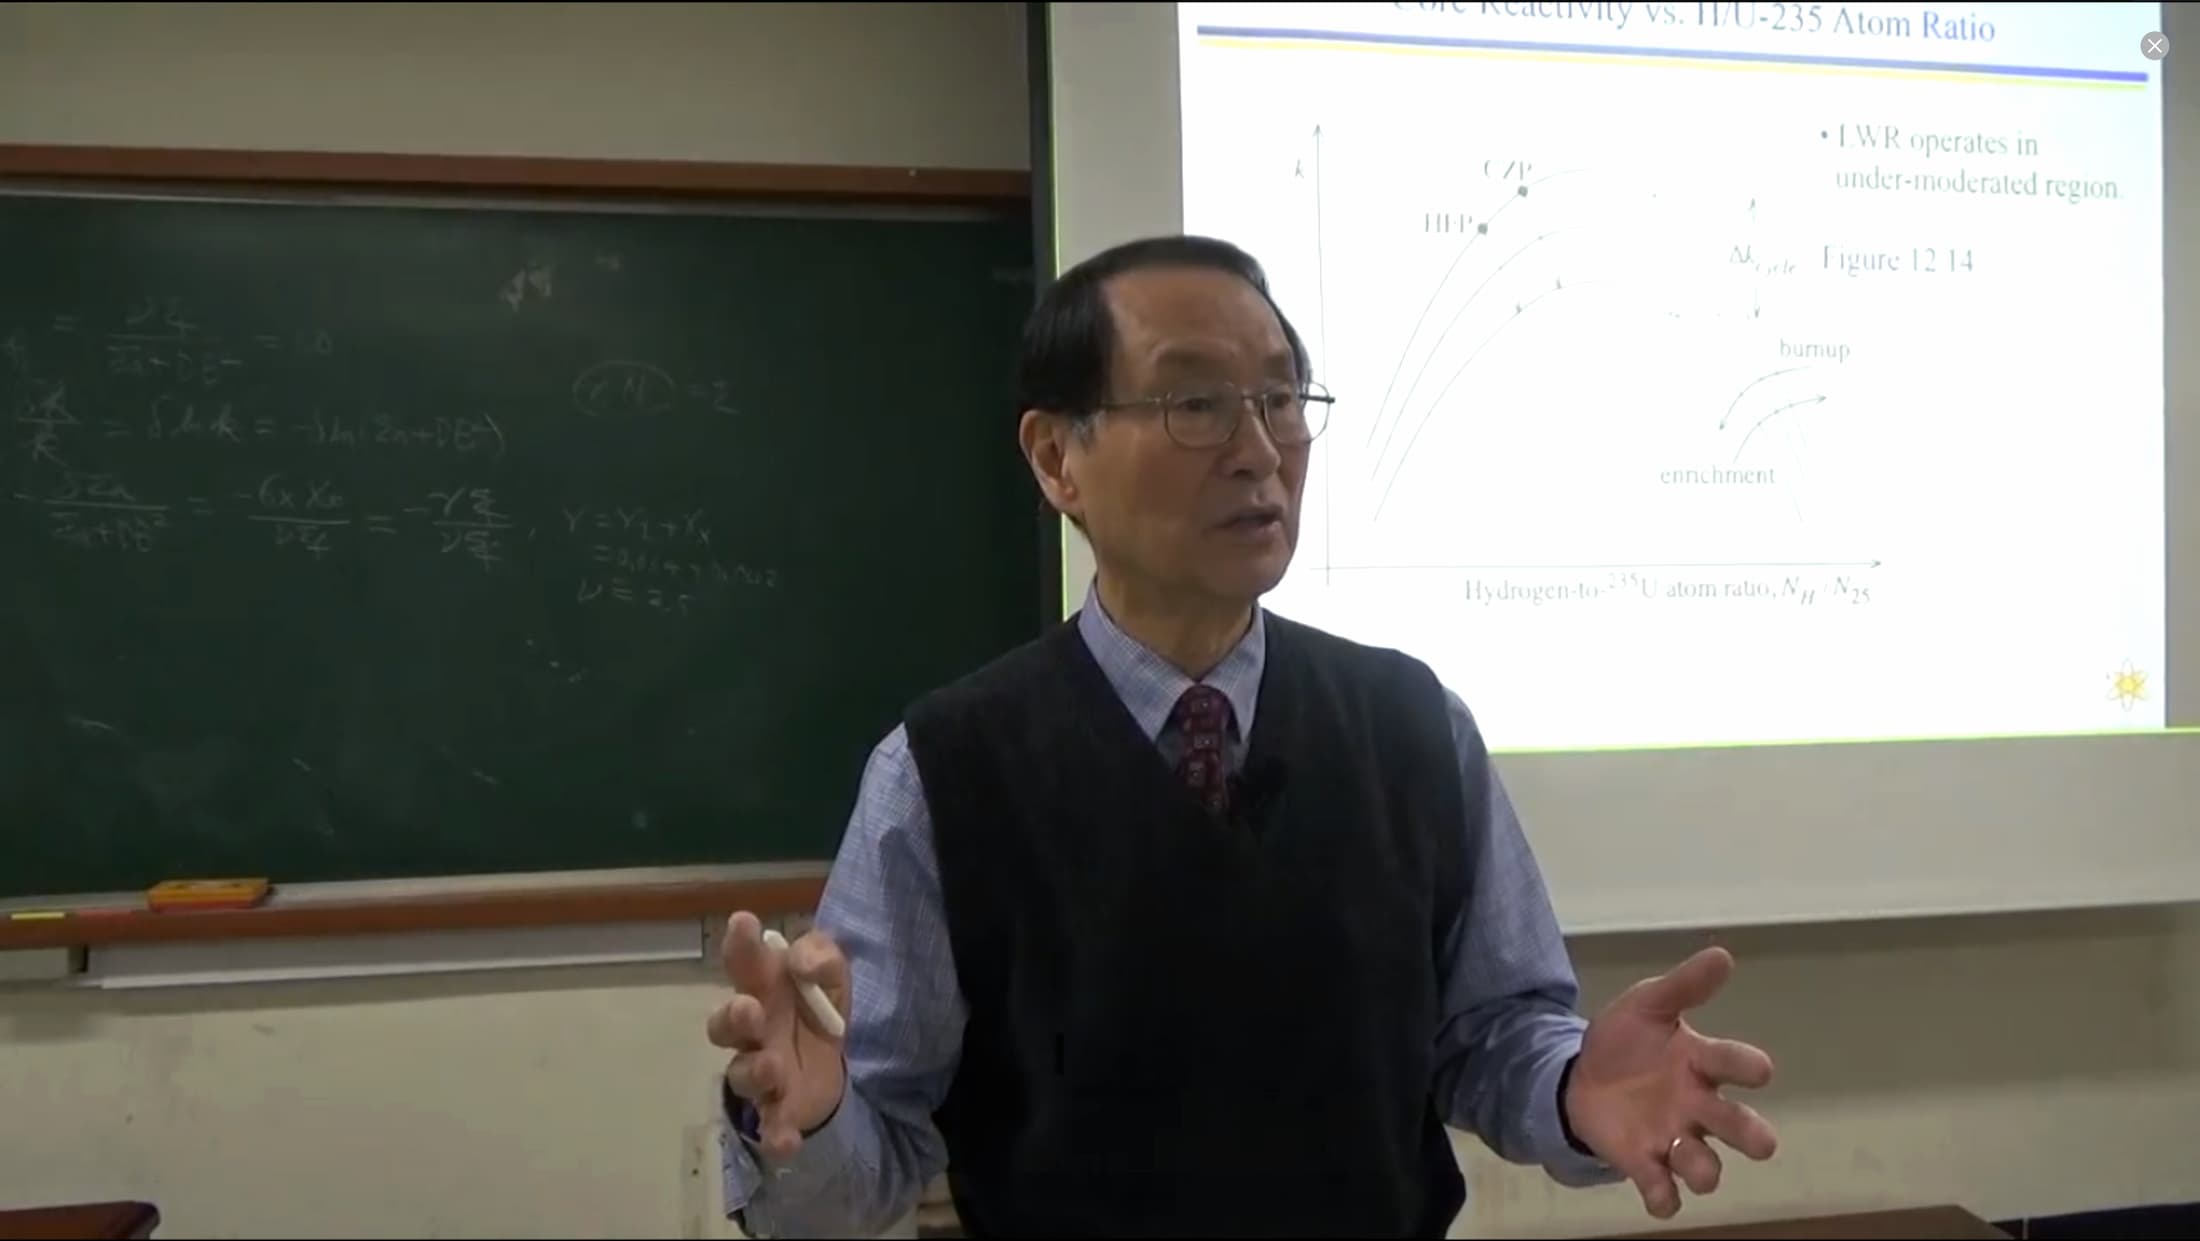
0,1202,160,1240
1597,1204,2007,1240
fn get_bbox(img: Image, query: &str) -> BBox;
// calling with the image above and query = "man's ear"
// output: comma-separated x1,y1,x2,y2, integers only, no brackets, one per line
1018,408,1084,521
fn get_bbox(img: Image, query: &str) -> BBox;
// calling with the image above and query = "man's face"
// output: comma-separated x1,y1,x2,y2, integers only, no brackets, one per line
1045,266,1308,608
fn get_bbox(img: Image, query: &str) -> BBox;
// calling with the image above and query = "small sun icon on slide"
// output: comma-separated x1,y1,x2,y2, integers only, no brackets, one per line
2107,660,2149,711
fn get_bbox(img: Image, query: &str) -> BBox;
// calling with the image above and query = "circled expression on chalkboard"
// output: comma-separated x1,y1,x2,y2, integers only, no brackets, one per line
571,359,741,419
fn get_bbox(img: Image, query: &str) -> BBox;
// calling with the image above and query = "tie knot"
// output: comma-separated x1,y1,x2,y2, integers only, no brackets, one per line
1170,684,1233,740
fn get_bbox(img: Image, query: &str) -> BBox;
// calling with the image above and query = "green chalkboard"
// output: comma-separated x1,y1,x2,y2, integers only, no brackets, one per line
0,189,1041,899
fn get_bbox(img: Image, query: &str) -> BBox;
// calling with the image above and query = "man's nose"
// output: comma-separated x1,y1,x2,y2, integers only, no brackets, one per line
1220,400,1284,477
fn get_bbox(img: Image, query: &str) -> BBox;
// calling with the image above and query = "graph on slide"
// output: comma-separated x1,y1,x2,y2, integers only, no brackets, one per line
1293,134,1851,559
1178,3,2165,749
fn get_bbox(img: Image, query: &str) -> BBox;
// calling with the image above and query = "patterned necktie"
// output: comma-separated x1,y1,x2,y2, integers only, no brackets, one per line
1170,684,1233,816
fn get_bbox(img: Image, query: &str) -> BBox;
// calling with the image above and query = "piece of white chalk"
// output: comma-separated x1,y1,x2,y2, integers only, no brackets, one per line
762,928,847,1040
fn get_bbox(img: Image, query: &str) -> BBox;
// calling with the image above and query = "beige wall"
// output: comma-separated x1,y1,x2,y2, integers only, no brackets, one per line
7,907,2197,1238
3,4,2197,1237
0,2,1029,168
2,964,736,1238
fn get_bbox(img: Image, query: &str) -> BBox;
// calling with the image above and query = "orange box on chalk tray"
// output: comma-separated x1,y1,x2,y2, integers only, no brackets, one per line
146,878,272,912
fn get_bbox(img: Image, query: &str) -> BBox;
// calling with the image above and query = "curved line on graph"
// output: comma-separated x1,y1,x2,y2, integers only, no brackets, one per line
1368,278,1622,522
1363,167,1591,449
1366,224,1594,487
1718,366,1810,431
1362,224,1506,447
1730,395,1826,464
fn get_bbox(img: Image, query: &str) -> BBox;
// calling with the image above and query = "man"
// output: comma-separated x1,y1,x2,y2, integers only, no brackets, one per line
708,236,1777,1239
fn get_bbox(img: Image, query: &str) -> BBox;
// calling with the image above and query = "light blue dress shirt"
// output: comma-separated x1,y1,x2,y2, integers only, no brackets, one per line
725,590,1616,1238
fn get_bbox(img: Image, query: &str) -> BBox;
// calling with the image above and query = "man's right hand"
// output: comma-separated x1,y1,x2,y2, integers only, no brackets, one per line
708,911,851,1161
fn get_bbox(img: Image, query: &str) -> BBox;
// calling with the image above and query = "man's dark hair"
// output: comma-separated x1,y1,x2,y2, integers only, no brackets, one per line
1014,235,1312,418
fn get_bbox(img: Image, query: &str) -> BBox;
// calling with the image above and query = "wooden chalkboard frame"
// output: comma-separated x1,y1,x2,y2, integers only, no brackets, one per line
0,866,831,951
0,143,1034,951
0,143,1029,206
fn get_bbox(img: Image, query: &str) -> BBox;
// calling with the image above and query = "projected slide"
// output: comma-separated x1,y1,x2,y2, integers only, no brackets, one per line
1179,1,2166,750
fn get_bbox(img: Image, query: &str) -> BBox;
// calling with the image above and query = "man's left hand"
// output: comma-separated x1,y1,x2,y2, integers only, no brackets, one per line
1563,946,1779,1219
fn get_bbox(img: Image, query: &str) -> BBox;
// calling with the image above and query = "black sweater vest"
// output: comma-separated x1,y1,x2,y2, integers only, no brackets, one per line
902,613,1471,1238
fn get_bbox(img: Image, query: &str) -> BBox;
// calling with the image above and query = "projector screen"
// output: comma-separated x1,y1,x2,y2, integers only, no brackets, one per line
1038,1,2200,931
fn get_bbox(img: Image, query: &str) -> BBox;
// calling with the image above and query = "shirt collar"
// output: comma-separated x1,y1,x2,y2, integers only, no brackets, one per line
1075,582,1266,742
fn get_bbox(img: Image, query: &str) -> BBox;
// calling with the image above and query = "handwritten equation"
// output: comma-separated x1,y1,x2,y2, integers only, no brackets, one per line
6,296,774,621
7,296,503,475
13,470,780,618
20,470,517,571
13,381,505,471
561,502,778,610
36,294,337,390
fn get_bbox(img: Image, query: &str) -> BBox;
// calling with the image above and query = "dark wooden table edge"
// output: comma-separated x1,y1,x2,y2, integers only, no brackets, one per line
0,1200,161,1240
1588,1203,2010,1240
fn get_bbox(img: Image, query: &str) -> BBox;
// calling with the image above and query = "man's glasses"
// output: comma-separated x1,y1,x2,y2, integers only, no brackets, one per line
1094,381,1334,449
